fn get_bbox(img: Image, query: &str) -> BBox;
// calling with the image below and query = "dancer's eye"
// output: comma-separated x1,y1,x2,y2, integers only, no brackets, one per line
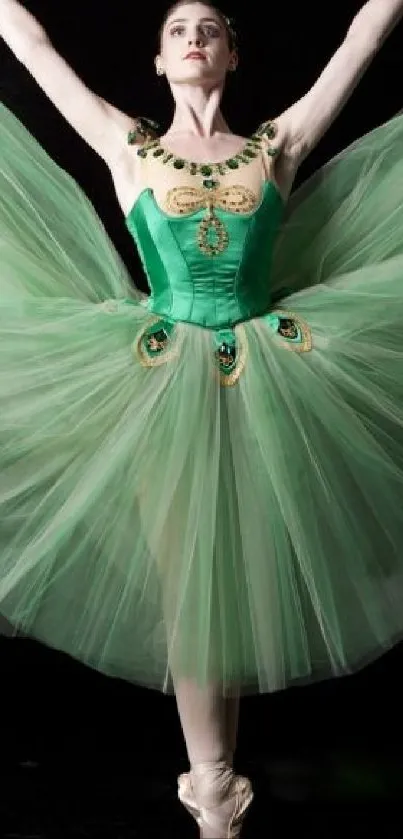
170,25,186,36
200,24,220,38
169,22,221,39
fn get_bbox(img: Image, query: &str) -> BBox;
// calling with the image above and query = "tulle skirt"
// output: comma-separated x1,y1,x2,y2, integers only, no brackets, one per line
1,102,403,696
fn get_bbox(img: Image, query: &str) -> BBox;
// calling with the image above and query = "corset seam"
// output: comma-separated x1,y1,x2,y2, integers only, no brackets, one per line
167,219,194,321
233,212,258,311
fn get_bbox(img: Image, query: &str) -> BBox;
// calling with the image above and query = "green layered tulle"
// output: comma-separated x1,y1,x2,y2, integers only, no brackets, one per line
2,102,403,696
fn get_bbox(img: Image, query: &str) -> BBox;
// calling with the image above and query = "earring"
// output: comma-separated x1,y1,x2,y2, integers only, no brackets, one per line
228,62,237,72
156,63,164,76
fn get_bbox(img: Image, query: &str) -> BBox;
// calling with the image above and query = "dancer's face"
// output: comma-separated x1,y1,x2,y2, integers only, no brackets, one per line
157,2,236,86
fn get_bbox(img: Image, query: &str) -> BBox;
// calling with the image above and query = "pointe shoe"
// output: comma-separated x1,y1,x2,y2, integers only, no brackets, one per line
177,752,234,826
197,774,254,839
178,761,254,839
178,770,201,823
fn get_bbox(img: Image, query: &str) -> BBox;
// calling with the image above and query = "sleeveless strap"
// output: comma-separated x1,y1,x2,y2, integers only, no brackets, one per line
127,117,160,147
256,120,281,181
256,120,280,154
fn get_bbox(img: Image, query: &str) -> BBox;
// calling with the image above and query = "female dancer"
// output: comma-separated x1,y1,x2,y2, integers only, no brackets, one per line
1,1,403,836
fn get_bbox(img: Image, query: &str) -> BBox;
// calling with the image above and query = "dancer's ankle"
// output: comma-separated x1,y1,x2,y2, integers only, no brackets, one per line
191,759,235,807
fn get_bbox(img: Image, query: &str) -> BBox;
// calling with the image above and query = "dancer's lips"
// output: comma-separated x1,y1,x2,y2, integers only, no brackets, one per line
185,51,207,60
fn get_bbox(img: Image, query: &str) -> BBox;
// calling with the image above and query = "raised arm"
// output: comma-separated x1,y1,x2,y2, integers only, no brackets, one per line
0,0,135,166
273,0,403,171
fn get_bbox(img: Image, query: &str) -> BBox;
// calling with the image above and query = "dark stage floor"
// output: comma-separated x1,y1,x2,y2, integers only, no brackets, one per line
2,637,403,838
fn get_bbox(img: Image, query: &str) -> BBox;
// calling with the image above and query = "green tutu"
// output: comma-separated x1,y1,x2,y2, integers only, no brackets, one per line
2,102,403,696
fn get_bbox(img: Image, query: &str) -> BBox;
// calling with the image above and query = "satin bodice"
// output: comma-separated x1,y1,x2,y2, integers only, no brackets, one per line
125,180,284,330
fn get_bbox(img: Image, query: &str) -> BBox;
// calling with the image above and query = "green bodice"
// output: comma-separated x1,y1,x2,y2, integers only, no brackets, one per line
125,180,284,330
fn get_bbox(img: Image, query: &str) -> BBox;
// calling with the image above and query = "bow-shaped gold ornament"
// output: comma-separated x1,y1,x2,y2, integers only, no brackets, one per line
165,184,259,256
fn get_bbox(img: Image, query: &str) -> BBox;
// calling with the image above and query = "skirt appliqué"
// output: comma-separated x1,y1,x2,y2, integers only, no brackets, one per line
134,315,180,368
128,305,313,386
261,311,313,353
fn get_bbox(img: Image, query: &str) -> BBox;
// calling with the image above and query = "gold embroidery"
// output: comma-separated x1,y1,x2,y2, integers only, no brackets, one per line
266,310,313,352
134,316,180,368
197,208,229,256
213,325,248,387
164,184,258,215
164,184,259,257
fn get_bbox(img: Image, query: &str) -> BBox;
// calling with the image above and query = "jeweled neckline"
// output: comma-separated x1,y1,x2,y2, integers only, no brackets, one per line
135,121,278,178
159,133,254,162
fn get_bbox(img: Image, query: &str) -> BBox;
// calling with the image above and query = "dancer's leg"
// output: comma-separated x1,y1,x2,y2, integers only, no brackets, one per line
173,677,252,839
173,676,243,834
173,676,229,765
173,676,241,766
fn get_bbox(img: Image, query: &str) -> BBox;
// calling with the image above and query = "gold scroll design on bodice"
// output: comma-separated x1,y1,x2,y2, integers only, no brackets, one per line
164,184,259,256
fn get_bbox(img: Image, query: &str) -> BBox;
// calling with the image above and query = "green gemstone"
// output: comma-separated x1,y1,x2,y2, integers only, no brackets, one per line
226,159,239,169
137,148,148,158
266,147,278,157
203,179,219,189
153,148,164,157
244,149,257,158
265,122,277,139
257,123,274,137
200,165,213,176
173,159,185,169
127,130,138,145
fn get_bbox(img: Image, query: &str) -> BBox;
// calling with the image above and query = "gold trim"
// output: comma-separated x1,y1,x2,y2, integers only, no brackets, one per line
271,310,313,352
133,316,180,368
165,184,259,216
214,324,248,387
197,210,229,256
165,185,259,258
